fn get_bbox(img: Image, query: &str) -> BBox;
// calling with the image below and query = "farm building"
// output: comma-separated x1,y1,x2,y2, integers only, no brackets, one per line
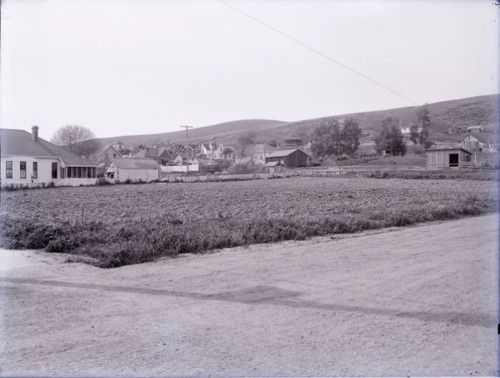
425,147,472,170
466,126,484,134
460,134,497,153
0,126,98,187
265,148,310,168
107,158,160,182
265,161,283,174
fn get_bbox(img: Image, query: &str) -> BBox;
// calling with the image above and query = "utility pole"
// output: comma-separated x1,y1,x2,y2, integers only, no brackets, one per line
180,125,193,173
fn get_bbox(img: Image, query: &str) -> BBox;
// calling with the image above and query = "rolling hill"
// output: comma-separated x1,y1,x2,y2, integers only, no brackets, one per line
95,94,499,148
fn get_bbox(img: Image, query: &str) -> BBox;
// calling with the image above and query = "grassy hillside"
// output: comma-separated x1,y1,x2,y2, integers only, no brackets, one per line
97,119,287,147
95,94,499,148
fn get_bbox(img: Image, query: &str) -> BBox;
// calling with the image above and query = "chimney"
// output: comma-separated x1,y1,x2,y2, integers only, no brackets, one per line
32,126,39,142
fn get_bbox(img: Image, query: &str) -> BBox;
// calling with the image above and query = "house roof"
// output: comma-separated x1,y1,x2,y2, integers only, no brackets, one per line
266,148,309,158
0,128,98,167
86,145,121,163
159,149,180,160
132,147,167,159
110,158,160,170
461,133,497,145
426,147,472,154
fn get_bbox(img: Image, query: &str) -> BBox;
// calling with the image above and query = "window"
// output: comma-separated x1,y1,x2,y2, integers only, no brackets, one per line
51,162,58,179
6,161,13,179
32,162,38,179
20,161,27,179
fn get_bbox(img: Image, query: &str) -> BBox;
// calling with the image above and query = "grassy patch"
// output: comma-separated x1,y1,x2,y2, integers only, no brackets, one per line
0,177,497,268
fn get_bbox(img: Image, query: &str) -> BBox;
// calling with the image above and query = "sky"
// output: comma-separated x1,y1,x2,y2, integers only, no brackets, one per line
1,0,498,140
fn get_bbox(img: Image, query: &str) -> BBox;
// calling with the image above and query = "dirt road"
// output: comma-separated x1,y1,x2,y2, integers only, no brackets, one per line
0,215,498,376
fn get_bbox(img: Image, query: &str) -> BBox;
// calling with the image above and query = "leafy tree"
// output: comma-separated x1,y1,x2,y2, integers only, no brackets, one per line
374,117,407,156
339,118,362,156
409,123,419,144
222,146,234,159
413,104,433,148
311,118,361,158
237,130,257,157
415,104,430,127
418,127,433,148
51,125,99,156
311,119,341,158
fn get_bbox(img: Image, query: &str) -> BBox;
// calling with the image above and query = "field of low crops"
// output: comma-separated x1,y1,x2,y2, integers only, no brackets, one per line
0,177,497,267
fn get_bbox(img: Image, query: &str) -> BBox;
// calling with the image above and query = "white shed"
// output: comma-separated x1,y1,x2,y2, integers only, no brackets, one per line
107,158,160,182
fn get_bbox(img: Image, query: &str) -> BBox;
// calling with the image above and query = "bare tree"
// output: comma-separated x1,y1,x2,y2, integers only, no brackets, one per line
51,125,99,156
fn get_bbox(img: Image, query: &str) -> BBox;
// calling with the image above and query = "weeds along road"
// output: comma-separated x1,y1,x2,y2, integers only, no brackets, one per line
0,214,498,376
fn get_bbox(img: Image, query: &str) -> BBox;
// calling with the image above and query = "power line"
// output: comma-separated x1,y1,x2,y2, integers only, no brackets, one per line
218,0,421,106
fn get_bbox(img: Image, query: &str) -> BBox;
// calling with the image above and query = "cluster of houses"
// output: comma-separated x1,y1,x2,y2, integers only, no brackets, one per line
0,127,311,187
0,124,497,187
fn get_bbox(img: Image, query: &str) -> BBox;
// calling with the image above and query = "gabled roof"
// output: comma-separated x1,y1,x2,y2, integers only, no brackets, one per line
110,158,160,170
266,148,309,158
461,133,497,145
132,147,166,159
86,145,121,162
159,149,180,160
0,128,97,167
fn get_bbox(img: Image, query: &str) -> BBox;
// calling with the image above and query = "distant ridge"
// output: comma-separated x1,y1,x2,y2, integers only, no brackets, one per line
95,94,499,147
97,119,286,147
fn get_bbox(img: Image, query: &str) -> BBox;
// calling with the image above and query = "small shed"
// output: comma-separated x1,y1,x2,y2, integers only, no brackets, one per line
425,147,472,170
265,148,309,168
107,158,160,182
265,161,283,174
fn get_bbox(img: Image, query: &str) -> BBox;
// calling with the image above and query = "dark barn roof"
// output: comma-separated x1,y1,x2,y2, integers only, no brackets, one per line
266,148,309,158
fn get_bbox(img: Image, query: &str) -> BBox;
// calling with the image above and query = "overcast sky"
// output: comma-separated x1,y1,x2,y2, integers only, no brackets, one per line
1,0,498,139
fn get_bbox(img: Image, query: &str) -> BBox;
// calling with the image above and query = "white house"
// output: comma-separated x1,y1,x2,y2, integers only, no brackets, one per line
106,158,160,182
0,126,98,187
200,141,235,160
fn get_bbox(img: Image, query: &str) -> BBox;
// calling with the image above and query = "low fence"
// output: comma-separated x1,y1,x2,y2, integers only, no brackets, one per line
161,172,296,183
160,165,200,173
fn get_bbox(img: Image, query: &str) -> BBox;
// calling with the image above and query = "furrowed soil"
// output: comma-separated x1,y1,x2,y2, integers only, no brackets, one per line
0,177,497,267
0,214,497,376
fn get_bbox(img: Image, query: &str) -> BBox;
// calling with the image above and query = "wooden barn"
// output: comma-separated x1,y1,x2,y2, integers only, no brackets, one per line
265,149,309,168
426,147,472,170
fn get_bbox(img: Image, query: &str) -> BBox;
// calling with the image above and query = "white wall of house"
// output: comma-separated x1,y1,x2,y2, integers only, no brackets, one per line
1,156,98,187
1,156,59,185
112,168,159,182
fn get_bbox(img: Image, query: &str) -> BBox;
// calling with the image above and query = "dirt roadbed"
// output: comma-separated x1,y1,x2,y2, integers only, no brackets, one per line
0,215,498,376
